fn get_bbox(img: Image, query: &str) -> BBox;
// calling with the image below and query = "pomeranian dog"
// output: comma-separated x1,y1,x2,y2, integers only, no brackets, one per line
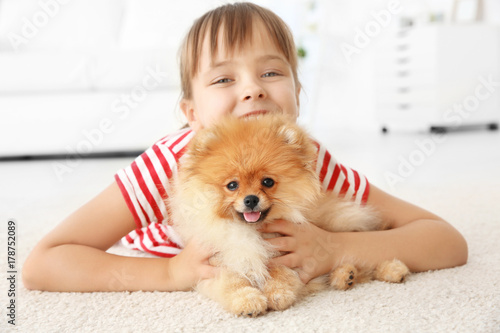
168,114,409,317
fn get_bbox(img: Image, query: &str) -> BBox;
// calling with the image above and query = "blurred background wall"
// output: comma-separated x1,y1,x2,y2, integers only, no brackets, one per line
0,0,499,156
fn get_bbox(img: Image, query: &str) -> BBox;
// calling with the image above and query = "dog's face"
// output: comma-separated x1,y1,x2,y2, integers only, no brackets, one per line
179,115,321,226
222,165,279,224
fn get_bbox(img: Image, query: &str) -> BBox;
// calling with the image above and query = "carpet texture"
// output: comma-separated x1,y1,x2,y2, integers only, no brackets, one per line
1,181,499,332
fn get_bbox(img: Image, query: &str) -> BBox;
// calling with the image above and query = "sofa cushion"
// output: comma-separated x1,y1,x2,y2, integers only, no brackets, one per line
90,48,179,90
0,0,124,52
0,47,179,92
0,51,91,92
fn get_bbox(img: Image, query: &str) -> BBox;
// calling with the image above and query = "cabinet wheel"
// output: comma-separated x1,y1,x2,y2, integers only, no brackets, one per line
430,126,446,134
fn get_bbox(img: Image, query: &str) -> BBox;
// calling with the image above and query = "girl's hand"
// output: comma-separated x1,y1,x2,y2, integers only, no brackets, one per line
259,220,341,284
168,238,219,291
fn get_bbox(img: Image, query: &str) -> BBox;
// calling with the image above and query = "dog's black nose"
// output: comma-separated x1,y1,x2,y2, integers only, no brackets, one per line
243,195,259,209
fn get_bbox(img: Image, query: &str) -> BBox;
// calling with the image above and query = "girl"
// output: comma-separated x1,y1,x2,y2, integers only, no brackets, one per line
23,2,467,292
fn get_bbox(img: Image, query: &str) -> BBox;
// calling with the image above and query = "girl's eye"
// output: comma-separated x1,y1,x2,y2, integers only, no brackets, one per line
262,72,279,78
213,78,232,84
262,178,275,188
227,181,239,191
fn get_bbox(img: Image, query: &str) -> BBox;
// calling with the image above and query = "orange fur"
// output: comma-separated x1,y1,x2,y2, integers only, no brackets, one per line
168,114,409,316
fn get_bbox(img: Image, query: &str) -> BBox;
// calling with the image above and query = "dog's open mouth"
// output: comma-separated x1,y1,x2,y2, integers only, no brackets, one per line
238,208,270,223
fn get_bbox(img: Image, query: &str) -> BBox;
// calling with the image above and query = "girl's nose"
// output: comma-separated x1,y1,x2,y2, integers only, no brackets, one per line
242,81,266,101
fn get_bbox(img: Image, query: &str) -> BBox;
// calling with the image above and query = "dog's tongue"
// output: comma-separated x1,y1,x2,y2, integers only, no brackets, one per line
243,211,261,223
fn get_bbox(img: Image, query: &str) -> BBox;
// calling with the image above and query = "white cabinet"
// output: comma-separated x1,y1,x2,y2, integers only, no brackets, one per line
374,25,500,132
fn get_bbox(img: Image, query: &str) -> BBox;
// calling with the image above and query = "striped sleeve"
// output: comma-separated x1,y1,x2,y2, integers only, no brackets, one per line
115,128,194,228
314,140,370,205
114,128,194,257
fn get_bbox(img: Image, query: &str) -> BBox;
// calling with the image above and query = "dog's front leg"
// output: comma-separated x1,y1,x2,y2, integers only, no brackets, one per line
197,268,267,317
218,234,270,289
263,265,303,311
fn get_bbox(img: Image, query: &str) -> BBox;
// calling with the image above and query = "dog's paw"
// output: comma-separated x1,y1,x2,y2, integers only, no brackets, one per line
265,287,297,311
329,264,357,290
374,259,410,283
263,266,302,311
229,286,267,317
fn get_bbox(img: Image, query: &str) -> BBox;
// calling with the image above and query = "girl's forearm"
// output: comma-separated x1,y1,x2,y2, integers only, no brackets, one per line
23,244,174,292
336,219,468,272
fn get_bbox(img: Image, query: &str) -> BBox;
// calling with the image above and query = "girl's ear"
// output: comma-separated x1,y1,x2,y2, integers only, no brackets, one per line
180,99,202,131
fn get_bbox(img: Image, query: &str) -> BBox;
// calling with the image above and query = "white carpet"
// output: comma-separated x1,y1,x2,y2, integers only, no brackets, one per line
0,183,498,332
1,131,500,332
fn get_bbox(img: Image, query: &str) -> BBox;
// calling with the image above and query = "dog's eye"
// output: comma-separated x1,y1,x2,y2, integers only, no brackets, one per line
262,178,275,188
226,181,239,191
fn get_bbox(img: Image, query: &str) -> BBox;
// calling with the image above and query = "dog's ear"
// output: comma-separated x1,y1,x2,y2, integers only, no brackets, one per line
277,122,317,169
188,128,218,157
189,115,240,156
277,122,310,149
277,125,301,146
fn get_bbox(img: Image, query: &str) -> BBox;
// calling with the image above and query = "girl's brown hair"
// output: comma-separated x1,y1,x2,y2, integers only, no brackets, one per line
179,2,300,100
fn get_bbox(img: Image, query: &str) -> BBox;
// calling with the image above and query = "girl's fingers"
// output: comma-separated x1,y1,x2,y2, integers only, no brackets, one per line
265,236,296,252
296,269,313,284
269,252,299,269
258,219,297,235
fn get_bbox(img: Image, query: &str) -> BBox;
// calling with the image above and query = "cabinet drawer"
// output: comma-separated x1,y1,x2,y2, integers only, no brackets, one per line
376,103,437,120
374,52,435,74
376,87,438,104
375,71,436,89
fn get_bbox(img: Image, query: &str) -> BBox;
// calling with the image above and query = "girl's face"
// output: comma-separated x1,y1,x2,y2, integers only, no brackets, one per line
181,22,300,131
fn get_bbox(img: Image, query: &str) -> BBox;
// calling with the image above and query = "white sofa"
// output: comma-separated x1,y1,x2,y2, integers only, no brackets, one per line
0,0,326,157
0,0,218,157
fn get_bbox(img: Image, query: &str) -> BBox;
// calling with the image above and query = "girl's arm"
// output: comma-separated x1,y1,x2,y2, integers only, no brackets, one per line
260,185,468,283
22,182,216,292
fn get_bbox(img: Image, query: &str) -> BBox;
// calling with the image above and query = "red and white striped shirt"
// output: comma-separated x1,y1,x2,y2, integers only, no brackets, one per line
115,128,370,258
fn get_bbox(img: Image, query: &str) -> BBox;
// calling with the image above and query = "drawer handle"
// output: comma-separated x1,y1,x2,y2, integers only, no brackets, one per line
396,44,409,51
398,104,410,110
398,87,410,93
397,58,409,64
397,71,409,77
397,26,413,36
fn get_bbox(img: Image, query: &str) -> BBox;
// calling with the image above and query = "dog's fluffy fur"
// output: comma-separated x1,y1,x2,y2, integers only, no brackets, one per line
169,115,409,316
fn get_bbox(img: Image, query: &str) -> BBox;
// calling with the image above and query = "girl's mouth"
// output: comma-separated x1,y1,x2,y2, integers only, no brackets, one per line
241,110,269,118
